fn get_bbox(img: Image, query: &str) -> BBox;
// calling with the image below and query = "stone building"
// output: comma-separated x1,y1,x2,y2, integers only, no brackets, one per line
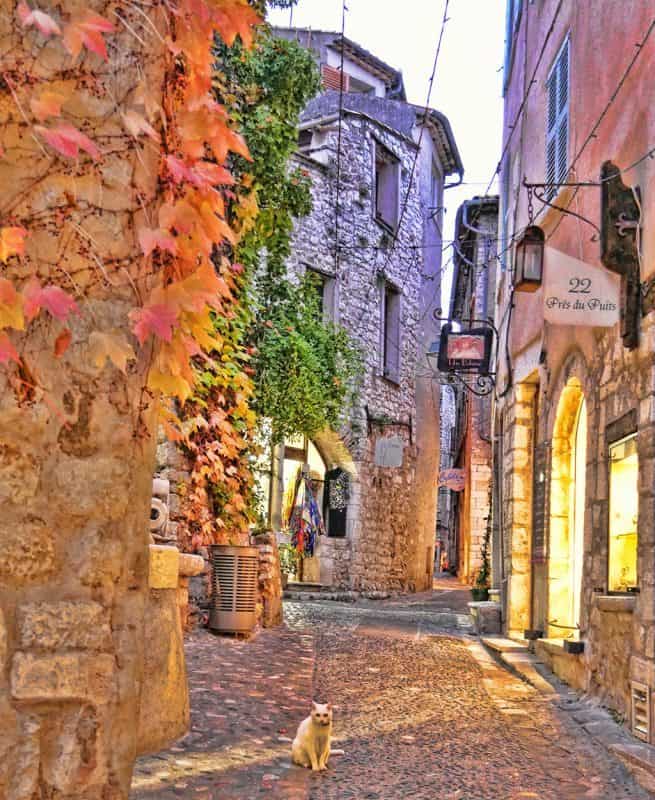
258,29,463,591
494,0,655,740
440,196,498,584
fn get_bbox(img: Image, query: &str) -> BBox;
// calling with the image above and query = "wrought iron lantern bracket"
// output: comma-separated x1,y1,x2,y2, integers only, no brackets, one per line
429,317,497,397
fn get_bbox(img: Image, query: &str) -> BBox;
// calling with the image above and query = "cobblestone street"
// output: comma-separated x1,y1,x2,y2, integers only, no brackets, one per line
131,586,652,799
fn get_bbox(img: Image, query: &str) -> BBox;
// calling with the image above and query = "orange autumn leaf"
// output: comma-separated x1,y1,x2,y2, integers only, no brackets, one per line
147,368,192,403
54,327,72,357
0,278,24,330
88,331,136,373
0,227,27,263
138,227,176,257
63,11,114,61
122,110,161,142
30,89,67,121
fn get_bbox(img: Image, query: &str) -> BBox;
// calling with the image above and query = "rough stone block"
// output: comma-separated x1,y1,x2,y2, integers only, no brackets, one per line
11,652,114,703
149,544,179,589
178,553,205,578
0,520,56,582
18,601,112,651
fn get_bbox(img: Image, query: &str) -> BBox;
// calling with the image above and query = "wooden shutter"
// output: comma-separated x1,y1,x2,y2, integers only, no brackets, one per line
383,285,401,382
545,38,569,199
375,144,400,229
322,64,349,92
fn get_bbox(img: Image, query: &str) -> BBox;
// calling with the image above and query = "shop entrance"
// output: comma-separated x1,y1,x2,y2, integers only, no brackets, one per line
548,378,587,638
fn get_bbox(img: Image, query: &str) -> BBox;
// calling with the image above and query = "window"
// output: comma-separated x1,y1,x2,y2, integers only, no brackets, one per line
545,37,570,199
608,433,638,593
305,267,335,321
374,142,400,230
297,129,313,151
381,282,401,382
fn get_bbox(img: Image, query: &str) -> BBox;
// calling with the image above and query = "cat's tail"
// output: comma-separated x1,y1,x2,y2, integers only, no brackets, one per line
330,748,345,756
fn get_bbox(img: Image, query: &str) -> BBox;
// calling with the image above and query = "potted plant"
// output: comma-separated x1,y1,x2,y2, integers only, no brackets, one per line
278,543,299,590
471,511,491,601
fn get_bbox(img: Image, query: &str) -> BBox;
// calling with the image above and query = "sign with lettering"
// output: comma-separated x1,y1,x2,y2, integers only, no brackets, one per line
438,468,466,492
375,436,404,468
543,247,620,327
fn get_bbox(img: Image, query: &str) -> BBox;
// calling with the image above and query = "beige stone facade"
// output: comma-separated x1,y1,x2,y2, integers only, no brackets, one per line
494,0,655,739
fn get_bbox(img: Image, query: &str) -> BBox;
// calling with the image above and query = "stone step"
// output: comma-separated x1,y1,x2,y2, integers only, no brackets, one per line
481,636,529,653
611,742,655,774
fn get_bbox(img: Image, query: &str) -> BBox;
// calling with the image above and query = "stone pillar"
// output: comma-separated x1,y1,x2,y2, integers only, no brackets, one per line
0,0,169,795
505,382,537,637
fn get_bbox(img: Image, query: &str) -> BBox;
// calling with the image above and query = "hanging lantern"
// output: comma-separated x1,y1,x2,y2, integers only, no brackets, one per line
514,225,545,292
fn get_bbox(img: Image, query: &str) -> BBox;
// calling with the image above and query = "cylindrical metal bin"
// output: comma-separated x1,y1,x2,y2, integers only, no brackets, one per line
209,544,259,633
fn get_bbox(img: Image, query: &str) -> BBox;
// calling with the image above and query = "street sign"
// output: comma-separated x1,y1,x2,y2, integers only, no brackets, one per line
374,436,404,468
543,247,620,327
438,468,465,492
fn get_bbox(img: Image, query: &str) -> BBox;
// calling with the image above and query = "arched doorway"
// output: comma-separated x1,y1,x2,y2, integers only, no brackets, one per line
548,378,587,638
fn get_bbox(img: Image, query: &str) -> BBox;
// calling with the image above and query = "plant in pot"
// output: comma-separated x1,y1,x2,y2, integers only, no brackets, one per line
471,509,491,601
278,543,299,590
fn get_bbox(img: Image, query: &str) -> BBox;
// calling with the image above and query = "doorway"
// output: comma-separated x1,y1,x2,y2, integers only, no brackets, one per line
548,378,587,638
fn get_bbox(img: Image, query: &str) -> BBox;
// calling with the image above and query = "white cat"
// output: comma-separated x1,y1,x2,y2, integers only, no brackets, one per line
291,701,333,771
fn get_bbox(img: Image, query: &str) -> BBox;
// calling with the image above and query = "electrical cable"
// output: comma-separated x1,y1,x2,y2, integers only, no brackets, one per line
333,0,348,277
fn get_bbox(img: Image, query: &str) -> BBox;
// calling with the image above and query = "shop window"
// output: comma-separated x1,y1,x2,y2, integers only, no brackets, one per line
381,282,401,383
608,434,638,593
374,142,400,230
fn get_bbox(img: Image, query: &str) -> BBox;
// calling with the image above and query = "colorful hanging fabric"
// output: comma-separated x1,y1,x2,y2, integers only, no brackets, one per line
282,463,302,529
290,476,325,557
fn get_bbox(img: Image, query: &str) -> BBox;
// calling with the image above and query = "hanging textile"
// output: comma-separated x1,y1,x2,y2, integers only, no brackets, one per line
289,475,325,557
323,467,349,538
282,463,302,530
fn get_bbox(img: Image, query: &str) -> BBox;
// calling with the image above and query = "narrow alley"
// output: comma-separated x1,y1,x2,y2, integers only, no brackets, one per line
130,583,650,800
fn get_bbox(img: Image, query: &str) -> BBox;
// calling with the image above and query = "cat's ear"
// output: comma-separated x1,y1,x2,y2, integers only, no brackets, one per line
327,703,332,711
311,701,318,710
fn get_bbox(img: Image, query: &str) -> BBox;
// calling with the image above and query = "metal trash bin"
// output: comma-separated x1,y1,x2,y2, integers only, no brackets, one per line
209,544,259,633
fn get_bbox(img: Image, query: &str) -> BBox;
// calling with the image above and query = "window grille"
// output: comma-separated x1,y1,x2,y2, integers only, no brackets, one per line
631,681,650,742
545,37,569,200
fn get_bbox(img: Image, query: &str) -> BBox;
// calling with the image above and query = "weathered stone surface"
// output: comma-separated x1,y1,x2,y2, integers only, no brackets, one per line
0,519,56,583
137,589,188,756
0,444,40,505
149,545,180,589
11,652,114,703
17,601,112,651
178,553,205,578
40,705,108,794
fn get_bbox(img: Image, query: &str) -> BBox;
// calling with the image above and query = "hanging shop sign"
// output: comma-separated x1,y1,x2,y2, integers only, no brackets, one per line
438,468,465,492
543,247,620,328
374,436,404,468
437,323,494,375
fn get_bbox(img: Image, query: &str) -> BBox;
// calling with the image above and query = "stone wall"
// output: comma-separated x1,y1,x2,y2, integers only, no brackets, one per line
283,102,440,592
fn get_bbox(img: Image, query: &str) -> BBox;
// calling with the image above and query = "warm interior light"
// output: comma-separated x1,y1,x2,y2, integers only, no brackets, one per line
608,435,638,592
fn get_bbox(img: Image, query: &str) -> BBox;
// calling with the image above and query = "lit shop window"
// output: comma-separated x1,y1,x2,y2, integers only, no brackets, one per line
608,434,638,593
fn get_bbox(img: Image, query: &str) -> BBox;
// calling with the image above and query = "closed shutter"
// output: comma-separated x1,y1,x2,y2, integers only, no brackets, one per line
322,64,349,92
545,38,569,199
383,285,401,383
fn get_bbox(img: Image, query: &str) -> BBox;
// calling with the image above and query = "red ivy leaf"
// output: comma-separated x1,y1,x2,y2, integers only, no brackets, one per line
130,304,178,344
0,332,20,365
17,1,62,37
23,280,78,322
35,123,100,161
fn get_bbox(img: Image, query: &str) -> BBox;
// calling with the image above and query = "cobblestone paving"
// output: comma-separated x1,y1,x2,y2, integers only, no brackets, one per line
131,589,652,800
130,628,313,799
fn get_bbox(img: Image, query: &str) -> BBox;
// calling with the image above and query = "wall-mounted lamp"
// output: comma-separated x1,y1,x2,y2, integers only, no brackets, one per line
513,225,545,292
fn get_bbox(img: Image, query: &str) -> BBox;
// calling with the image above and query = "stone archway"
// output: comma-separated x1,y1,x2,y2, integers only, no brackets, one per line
548,377,587,638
